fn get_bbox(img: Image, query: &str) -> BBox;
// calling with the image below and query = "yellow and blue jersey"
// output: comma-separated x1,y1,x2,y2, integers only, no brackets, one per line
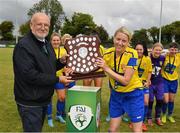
177,53,180,62
96,45,105,72
99,45,105,56
137,55,152,82
54,46,67,76
103,47,143,92
162,53,180,81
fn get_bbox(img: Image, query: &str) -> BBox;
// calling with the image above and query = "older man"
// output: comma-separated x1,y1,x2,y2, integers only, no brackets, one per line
13,12,73,132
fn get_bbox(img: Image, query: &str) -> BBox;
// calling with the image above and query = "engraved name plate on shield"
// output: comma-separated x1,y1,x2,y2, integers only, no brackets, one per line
64,35,106,80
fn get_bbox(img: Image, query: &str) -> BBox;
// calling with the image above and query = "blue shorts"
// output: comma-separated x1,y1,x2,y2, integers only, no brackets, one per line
163,78,178,94
143,88,149,94
54,82,75,90
109,89,144,123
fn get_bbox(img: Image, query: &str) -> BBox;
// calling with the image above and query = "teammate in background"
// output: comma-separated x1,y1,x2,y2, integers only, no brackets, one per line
161,42,180,123
134,43,152,131
147,43,165,126
83,44,105,87
96,26,144,132
47,33,75,127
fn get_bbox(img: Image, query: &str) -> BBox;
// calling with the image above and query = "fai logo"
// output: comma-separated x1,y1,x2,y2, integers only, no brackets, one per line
68,105,93,131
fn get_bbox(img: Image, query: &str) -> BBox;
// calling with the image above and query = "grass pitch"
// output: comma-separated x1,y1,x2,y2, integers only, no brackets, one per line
0,48,180,132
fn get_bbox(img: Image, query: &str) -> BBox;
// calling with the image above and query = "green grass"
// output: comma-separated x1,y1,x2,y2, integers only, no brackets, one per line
0,48,180,132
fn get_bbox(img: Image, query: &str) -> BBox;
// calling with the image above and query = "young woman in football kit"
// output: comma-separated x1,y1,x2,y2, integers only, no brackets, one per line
96,26,144,132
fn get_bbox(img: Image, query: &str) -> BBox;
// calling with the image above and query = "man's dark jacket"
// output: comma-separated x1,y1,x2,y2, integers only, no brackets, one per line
13,31,65,106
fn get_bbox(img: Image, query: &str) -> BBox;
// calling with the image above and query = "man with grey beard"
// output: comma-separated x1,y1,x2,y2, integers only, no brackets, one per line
13,12,73,132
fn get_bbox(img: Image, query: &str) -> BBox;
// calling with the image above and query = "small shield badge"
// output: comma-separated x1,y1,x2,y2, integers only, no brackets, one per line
68,105,93,131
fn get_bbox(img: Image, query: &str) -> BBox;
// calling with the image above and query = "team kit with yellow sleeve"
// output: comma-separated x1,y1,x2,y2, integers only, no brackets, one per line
137,55,152,94
54,46,75,89
96,45,105,73
137,55,152,122
161,53,180,117
162,53,180,94
103,47,144,122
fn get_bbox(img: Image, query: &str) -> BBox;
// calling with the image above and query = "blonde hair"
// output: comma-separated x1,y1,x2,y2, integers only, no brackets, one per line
50,32,61,41
152,42,163,49
114,26,132,42
61,34,72,45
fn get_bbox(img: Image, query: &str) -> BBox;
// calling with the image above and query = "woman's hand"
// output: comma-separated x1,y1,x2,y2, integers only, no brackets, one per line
95,57,108,70
144,80,151,88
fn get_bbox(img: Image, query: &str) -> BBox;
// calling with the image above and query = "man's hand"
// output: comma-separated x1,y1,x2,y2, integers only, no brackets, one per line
63,67,74,76
59,76,74,85
59,54,69,64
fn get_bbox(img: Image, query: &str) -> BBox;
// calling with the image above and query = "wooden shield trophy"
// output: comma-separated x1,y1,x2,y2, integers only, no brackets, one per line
64,35,106,80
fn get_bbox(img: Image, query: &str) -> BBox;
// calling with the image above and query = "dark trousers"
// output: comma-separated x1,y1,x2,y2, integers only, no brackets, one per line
17,104,47,132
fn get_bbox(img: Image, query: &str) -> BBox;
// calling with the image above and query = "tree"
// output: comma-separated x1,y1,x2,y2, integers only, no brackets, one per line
19,21,30,36
61,12,96,37
148,26,159,43
105,36,113,48
162,21,180,45
61,17,77,36
0,21,14,40
161,24,173,46
95,25,109,44
131,21,180,47
171,21,180,44
131,29,152,48
28,0,64,38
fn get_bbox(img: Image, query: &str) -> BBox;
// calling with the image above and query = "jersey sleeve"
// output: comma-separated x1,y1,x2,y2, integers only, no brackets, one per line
103,47,114,66
99,45,105,56
60,47,67,57
177,53,180,67
126,50,138,70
